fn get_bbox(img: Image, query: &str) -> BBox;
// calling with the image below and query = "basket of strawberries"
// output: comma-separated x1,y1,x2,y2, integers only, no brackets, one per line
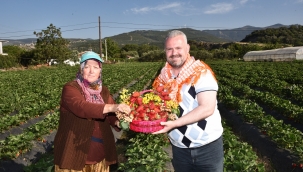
116,87,179,133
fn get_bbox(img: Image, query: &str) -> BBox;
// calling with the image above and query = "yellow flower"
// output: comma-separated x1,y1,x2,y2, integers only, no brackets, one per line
119,88,131,104
166,100,178,109
142,92,162,104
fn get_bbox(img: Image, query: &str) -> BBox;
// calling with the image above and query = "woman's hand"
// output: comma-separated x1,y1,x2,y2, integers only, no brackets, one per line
115,120,121,128
104,104,131,114
116,104,131,114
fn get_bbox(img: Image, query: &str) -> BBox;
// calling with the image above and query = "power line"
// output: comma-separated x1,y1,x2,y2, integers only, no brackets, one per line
0,21,293,39
0,21,233,35
0,22,98,34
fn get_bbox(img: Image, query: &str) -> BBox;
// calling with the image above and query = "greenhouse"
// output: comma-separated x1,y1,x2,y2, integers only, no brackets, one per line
243,46,303,61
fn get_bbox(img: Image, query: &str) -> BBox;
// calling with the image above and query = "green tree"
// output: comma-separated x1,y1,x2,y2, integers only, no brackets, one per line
139,50,165,62
121,44,139,52
3,45,24,64
102,38,120,58
137,44,159,57
33,23,72,64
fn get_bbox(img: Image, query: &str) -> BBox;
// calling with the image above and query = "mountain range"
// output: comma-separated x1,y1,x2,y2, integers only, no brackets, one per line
2,23,291,46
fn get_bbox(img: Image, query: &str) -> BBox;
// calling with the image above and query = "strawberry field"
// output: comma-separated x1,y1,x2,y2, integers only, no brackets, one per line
1,61,303,172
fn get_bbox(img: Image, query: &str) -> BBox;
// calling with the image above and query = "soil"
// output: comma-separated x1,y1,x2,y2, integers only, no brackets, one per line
218,103,303,172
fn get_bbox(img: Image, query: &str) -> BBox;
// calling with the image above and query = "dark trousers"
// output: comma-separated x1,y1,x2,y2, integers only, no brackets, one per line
172,136,224,172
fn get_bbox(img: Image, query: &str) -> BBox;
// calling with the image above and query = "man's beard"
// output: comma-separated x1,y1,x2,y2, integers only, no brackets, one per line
168,55,185,68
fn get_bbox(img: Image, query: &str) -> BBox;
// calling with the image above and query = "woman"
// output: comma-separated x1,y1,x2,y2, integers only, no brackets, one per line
54,51,130,172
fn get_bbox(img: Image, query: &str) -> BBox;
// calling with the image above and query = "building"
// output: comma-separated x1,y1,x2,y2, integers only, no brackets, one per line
243,46,303,61
0,40,9,55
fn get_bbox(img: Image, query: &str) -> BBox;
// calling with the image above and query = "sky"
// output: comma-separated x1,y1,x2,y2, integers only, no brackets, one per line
1,0,303,40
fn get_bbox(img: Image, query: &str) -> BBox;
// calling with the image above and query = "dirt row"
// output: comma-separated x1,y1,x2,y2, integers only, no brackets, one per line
218,103,303,172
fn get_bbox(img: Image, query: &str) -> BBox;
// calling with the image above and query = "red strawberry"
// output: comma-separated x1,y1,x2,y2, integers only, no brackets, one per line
136,117,142,121
136,105,144,112
156,86,164,92
159,111,167,117
132,92,140,97
137,97,143,105
137,112,145,118
163,95,171,100
154,107,161,113
149,102,155,109
161,91,169,96
130,97,137,103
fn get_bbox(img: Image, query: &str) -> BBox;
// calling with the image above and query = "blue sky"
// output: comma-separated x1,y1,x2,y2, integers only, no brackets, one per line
1,0,302,40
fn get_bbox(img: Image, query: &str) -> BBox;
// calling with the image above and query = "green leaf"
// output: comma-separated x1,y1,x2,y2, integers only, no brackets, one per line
120,120,130,131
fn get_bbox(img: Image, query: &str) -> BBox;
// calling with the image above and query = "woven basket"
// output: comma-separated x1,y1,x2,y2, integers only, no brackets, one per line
130,118,167,133
129,89,167,133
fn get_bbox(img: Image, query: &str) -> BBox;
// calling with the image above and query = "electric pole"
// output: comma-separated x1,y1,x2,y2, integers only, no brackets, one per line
105,39,108,61
99,16,102,59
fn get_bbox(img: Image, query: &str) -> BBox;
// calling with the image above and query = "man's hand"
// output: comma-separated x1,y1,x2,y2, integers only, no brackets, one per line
152,121,176,134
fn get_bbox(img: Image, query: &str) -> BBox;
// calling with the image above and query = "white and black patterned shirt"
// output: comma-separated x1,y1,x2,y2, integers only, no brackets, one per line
168,70,223,148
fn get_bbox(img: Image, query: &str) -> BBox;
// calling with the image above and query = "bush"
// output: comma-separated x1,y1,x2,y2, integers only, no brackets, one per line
139,50,165,62
0,54,18,69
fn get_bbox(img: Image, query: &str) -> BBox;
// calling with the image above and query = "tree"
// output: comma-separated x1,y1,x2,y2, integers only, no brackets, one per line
102,38,120,58
137,44,159,57
121,44,139,52
3,45,24,64
33,23,72,64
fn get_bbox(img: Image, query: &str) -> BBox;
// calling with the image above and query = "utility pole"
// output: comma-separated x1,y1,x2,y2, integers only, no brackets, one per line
99,16,102,59
105,39,108,61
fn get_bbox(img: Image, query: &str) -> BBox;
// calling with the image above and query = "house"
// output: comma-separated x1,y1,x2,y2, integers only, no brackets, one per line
0,40,8,55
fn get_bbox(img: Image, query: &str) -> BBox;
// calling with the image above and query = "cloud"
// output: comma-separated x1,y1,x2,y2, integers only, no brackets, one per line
129,1,249,16
296,0,303,3
239,0,249,5
204,3,235,14
130,2,181,14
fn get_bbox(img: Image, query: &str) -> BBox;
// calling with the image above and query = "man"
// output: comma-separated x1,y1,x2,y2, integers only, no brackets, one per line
153,30,223,172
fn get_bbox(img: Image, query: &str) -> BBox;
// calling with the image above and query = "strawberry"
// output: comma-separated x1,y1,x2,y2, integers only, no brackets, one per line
136,105,144,112
156,86,164,92
130,97,137,103
149,102,155,109
154,108,161,113
136,117,142,121
161,91,169,96
137,97,143,105
163,95,171,101
137,112,145,118
159,111,167,117
132,92,140,97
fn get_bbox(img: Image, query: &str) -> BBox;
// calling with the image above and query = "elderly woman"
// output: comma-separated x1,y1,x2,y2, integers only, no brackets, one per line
54,51,130,172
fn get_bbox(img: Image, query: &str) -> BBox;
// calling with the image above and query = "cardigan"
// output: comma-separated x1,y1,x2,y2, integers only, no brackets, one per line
54,81,120,170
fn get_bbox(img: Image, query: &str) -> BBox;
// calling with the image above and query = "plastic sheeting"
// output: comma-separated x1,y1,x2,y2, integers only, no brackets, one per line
243,46,303,61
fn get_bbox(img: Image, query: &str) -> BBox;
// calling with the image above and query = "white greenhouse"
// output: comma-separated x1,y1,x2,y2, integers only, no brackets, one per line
243,46,303,61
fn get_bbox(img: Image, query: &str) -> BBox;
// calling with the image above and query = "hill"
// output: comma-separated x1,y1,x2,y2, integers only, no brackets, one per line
3,38,37,45
2,28,230,49
3,24,300,48
107,28,230,47
203,24,288,42
241,24,303,46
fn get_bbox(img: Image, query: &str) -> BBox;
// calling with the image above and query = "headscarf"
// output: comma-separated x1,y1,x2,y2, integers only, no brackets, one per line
76,60,104,104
